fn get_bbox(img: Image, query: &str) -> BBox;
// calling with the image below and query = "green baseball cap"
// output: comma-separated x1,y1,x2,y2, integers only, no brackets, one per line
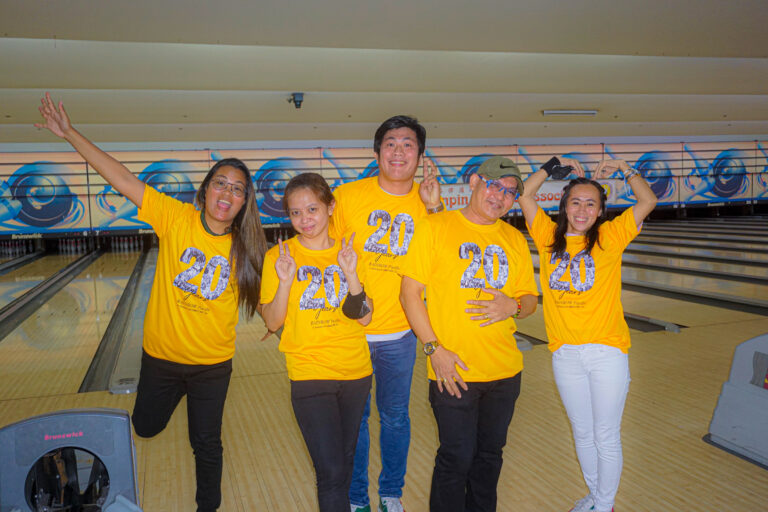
476,156,524,193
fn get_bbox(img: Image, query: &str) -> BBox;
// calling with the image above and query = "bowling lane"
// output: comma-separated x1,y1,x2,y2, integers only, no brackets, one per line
623,265,767,301
0,253,81,309
643,225,768,236
0,251,141,401
619,289,764,327
527,268,764,334
626,242,768,264
529,252,768,302
621,252,768,279
637,231,764,244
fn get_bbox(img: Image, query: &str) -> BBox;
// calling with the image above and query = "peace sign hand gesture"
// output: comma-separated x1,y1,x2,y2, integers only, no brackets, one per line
337,233,358,276
419,158,442,210
275,238,297,283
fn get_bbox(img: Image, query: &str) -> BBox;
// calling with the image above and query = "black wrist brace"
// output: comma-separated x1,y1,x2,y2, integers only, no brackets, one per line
541,157,574,179
342,288,371,319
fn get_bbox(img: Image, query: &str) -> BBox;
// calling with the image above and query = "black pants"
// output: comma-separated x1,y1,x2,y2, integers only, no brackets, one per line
429,373,522,512
132,351,232,512
291,376,372,512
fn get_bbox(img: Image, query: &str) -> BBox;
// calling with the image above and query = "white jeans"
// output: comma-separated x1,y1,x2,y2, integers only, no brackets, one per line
552,344,630,512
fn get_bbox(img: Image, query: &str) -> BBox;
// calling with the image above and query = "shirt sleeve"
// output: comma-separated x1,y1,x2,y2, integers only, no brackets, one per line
400,216,434,286
508,231,539,298
137,186,186,239
528,208,555,250
330,187,347,240
259,245,280,304
602,207,641,250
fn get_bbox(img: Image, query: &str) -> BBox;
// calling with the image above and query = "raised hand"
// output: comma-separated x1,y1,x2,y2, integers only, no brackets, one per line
419,157,442,209
558,157,586,178
275,239,297,283
337,233,358,275
34,92,72,138
593,158,630,180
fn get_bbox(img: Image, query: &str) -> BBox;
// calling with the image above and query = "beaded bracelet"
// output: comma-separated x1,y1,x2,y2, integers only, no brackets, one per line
512,298,522,319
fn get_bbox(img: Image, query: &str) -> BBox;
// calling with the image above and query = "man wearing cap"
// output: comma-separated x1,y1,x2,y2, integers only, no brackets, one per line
399,156,538,512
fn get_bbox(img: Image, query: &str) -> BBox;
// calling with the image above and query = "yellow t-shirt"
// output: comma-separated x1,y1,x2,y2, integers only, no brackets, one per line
260,237,372,381
528,207,640,353
402,210,538,382
331,177,428,336
137,186,239,365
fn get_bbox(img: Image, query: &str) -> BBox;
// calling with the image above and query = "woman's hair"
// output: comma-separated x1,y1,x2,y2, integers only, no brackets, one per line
548,177,607,259
282,172,335,212
196,157,267,319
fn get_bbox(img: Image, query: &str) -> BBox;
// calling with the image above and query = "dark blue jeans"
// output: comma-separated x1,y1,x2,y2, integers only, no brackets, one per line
429,373,522,512
349,331,418,506
132,351,232,512
291,376,372,512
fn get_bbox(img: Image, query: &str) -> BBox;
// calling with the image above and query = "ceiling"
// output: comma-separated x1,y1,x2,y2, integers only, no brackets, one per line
1,0,767,145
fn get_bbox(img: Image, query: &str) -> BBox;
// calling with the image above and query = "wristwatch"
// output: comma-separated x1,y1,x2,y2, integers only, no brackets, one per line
427,203,444,214
423,340,440,355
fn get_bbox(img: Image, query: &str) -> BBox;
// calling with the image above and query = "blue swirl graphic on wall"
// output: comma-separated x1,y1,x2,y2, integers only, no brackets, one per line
710,149,749,198
97,160,196,227
322,149,378,188
518,148,593,178
4,162,84,229
634,151,675,200
253,157,311,219
458,154,494,183
684,146,749,200
361,160,379,178
139,161,197,203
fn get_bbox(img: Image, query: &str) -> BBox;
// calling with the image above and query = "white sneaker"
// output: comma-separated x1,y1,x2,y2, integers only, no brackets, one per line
379,496,405,512
569,494,595,512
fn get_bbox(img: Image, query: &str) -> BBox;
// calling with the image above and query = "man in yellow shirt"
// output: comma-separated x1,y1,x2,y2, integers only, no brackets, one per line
400,156,538,512
332,115,441,512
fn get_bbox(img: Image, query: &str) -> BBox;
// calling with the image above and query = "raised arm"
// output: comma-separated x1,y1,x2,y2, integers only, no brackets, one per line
518,156,585,227
518,169,547,226
594,159,657,229
35,92,145,208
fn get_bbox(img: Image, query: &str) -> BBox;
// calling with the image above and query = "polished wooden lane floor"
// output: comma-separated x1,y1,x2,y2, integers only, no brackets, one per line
1,256,767,510
0,251,139,400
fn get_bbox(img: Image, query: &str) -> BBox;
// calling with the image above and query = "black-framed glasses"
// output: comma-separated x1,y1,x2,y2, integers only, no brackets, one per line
480,176,518,199
210,176,247,198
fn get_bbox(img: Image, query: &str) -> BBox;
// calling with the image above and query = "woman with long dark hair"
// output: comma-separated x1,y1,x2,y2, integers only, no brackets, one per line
259,173,373,512
518,157,657,512
36,92,267,512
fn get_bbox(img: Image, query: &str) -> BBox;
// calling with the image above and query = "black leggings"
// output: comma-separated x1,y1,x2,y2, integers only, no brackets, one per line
132,351,232,512
291,376,372,512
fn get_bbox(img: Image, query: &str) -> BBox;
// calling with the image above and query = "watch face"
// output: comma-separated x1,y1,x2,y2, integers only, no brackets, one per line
423,342,435,355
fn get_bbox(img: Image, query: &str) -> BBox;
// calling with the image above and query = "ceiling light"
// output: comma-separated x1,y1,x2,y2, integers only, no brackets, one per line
542,109,598,116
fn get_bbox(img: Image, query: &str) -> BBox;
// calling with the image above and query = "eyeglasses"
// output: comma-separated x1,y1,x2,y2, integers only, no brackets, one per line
480,176,518,199
210,176,247,198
